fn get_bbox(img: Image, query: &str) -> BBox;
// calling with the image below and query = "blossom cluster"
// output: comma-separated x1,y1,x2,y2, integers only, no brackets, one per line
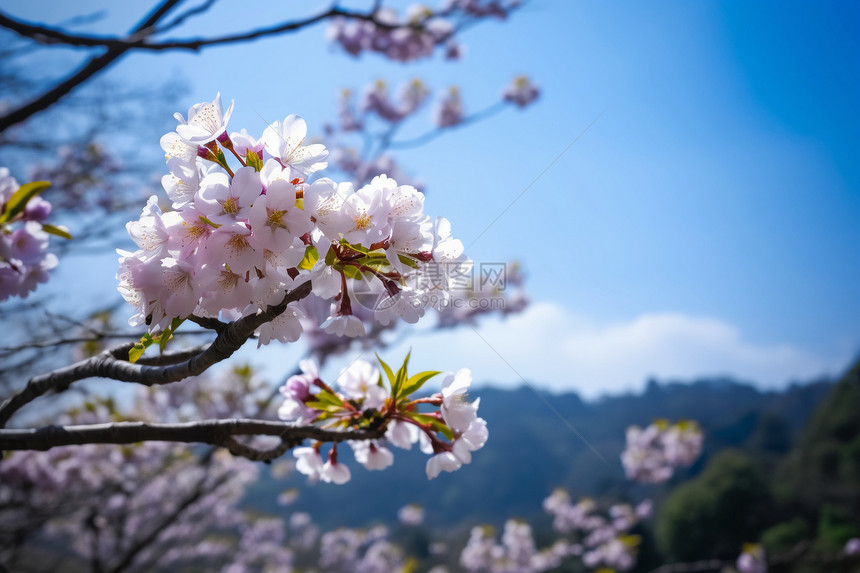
434,87,465,128
283,356,488,483
118,93,471,343
319,525,407,573
0,369,269,572
326,1,519,62
542,490,652,572
459,521,571,573
326,76,539,195
0,168,68,302
621,419,703,484
360,78,431,123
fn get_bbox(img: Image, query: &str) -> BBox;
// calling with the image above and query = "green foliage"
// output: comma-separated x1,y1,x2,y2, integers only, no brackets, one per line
400,370,441,399
245,149,263,172
0,180,50,223
657,449,772,561
243,379,831,531
816,504,859,551
759,517,811,553
378,351,440,401
777,359,860,522
745,412,793,456
128,332,156,364
128,317,185,363
41,223,73,240
298,245,319,270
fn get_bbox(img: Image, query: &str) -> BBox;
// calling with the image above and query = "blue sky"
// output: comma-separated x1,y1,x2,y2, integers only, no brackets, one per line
5,0,860,396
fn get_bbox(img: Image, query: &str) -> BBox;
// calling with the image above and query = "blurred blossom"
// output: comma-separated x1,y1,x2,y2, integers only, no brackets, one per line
397,503,425,526
737,544,767,573
502,75,540,108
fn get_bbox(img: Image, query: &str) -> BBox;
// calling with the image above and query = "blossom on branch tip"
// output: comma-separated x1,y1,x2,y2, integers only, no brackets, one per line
320,458,352,485
503,75,540,107
261,115,328,178
434,86,465,127
620,419,703,484
174,92,234,145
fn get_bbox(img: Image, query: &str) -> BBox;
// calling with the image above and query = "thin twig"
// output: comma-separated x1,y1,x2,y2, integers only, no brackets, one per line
387,101,508,150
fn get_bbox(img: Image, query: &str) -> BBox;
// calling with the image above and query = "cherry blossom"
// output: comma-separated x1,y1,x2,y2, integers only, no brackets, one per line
0,168,66,302
397,503,425,526
434,86,465,127
119,94,476,343
174,92,234,144
621,419,703,484
502,75,540,107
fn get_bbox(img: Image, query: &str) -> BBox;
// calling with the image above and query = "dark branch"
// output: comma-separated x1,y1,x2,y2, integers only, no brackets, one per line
0,282,312,428
0,0,183,132
0,6,411,52
186,314,228,334
133,346,207,366
647,560,728,573
0,418,384,459
156,0,220,34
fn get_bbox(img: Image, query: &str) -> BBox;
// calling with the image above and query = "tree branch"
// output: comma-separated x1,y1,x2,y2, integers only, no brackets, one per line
0,0,184,132
0,5,417,53
186,314,228,333
0,418,384,458
647,560,728,573
0,282,312,428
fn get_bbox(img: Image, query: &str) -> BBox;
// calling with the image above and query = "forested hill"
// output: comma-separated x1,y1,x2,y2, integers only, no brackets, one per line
243,375,835,530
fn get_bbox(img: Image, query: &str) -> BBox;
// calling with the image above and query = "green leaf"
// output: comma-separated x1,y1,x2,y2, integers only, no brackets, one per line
409,413,437,426
399,370,441,399
377,354,396,392
409,412,453,440
397,254,420,269
391,350,411,399
128,332,155,364
158,317,185,353
298,245,319,271
40,223,72,240
362,257,392,271
340,264,364,281
341,239,369,254
324,245,337,266
315,389,344,406
430,419,454,441
0,181,50,223
304,400,344,413
245,149,264,172
402,558,418,573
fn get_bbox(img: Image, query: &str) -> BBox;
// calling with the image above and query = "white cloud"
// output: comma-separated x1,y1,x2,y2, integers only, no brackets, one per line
377,301,853,399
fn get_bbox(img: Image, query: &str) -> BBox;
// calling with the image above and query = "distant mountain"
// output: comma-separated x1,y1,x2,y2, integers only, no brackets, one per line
242,375,834,530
